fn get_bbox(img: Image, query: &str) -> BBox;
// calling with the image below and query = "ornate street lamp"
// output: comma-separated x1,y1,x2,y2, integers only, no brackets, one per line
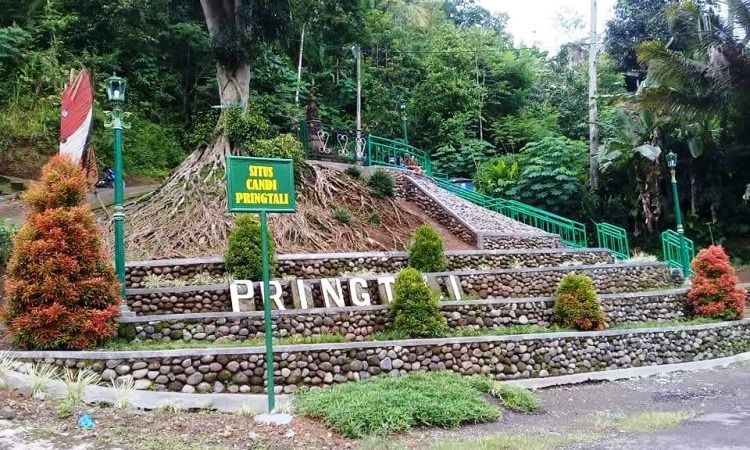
104,73,130,298
400,101,408,145
666,150,689,276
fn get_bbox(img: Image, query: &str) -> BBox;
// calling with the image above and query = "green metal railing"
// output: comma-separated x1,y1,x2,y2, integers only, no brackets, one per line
661,229,695,275
596,222,630,260
366,134,432,176
431,177,588,248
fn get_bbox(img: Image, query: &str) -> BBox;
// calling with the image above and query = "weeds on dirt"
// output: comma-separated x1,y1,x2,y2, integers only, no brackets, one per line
0,350,18,387
111,376,136,409
29,364,58,398
156,400,182,414
236,402,258,417
295,372,503,438
618,410,693,432
103,332,346,351
62,368,100,405
468,377,541,413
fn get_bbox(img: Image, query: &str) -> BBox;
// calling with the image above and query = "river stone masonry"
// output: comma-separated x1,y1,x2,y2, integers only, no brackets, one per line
124,249,614,288
125,262,678,315
120,289,690,343
16,320,750,394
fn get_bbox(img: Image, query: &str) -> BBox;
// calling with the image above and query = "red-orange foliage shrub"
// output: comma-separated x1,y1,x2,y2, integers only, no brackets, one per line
687,245,746,320
1,156,121,349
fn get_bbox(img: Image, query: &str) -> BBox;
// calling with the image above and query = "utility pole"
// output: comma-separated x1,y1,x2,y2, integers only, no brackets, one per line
354,45,362,154
295,23,306,107
588,0,600,190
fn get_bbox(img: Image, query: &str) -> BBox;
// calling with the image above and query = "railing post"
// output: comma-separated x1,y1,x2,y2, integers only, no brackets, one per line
365,135,371,166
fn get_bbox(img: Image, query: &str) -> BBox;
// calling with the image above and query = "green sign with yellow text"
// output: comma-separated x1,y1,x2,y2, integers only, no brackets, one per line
226,156,296,213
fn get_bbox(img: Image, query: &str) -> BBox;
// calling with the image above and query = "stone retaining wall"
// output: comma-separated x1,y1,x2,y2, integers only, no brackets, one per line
120,289,689,343
125,262,677,315
16,320,750,394
481,234,564,250
125,248,614,288
399,176,477,245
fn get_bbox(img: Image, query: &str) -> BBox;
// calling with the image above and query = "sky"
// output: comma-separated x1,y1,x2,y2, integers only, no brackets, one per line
477,0,617,51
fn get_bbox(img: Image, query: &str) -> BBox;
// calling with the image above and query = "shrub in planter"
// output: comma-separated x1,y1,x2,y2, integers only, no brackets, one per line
225,215,276,280
408,225,447,272
1,156,121,350
553,273,605,331
687,245,746,320
390,268,446,338
368,169,394,198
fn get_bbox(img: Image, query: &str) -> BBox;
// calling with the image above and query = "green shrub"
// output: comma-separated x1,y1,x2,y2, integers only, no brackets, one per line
224,215,276,280
368,169,395,198
295,372,501,438
553,273,605,331
390,268,446,338
344,166,362,179
367,212,382,225
0,218,15,269
251,133,305,176
408,225,447,272
332,206,352,224
223,108,272,148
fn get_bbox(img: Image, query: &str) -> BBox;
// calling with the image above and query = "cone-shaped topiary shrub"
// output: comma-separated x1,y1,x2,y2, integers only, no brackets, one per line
688,245,746,320
1,156,121,350
390,268,446,338
408,225,448,273
553,273,605,331
225,215,276,280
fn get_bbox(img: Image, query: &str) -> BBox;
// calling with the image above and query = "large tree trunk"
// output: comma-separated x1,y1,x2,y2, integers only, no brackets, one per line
636,159,662,235
102,0,252,259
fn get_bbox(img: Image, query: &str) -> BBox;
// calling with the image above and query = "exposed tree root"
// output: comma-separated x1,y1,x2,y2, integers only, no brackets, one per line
99,146,425,259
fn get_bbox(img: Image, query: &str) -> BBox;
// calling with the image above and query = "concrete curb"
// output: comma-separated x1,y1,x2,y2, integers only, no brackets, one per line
1,370,291,414
506,351,750,390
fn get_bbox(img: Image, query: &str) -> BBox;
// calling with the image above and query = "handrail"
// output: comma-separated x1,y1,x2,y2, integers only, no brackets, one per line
661,229,695,275
430,176,588,248
367,134,432,176
596,222,630,260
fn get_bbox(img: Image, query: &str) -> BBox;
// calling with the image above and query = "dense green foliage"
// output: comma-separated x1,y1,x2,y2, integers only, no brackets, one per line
295,372,504,437
367,168,394,198
408,225,448,272
224,215,276,281
0,218,16,270
553,273,606,331
390,268,446,338
0,0,748,257
475,137,588,216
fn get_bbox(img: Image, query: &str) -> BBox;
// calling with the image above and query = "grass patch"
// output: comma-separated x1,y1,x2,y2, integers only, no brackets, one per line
295,372,504,438
102,333,346,351
610,318,720,330
617,410,693,432
432,432,598,450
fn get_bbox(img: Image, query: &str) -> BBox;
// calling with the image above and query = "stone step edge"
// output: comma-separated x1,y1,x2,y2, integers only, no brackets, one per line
125,260,673,296
119,287,690,324
508,350,750,390
125,247,613,269
8,318,744,360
